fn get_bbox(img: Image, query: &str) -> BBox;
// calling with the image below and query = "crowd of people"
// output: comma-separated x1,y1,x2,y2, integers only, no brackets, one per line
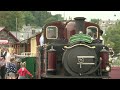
0,47,33,79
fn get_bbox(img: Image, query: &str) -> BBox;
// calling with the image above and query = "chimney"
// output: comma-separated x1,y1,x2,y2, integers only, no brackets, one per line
74,17,86,34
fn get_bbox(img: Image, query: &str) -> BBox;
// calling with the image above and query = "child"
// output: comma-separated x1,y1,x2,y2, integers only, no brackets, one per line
17,62,33,79
6,58,17,79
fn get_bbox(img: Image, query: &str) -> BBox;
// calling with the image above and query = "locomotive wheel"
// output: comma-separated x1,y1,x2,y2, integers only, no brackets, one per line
62,45,98,76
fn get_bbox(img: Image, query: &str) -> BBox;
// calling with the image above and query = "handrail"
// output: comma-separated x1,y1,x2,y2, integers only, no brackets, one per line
21,52,36,57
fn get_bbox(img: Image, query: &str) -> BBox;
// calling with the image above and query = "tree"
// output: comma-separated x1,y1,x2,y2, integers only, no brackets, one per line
30,11,52,27
44,14,64,24
44,16,57,24
0,11,64,31
0,11,25,31
90,19,100,24
30,11,64,26
103,21,120,54
23,11,35,26
53,14,64,21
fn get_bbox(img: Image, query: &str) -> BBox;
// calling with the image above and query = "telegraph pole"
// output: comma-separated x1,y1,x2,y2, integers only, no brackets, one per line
16,18,17,38
64,11,65,20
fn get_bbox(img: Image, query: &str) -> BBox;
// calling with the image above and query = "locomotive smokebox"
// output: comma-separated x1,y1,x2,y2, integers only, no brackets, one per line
74,17,86,34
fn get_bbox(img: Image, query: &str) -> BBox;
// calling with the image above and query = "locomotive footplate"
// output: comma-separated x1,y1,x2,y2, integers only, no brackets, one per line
41,75,110,79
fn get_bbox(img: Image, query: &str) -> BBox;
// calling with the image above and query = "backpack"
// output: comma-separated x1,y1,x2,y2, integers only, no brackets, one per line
7,63,17,73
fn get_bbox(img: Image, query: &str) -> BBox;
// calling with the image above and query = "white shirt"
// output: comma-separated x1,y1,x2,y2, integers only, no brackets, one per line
3,51,6,55
5,52,11,63
39,34,44,46
0,49,1,56
100,36,104,45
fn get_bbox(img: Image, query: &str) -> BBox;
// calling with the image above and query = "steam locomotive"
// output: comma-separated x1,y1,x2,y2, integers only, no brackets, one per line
38,17,111,79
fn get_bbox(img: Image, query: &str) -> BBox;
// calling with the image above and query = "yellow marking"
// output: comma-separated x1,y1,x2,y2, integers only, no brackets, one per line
64,44,95,49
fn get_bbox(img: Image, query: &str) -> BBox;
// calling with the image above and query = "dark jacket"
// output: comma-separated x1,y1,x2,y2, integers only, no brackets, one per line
1,51,7,59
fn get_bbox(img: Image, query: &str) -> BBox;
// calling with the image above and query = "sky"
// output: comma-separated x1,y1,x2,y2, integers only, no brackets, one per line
50,11,120,21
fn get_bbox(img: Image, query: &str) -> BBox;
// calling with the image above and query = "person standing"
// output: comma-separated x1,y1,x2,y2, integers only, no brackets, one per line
6,58,17,79
0,47,7,79
39,32,44,47
5,48,11,68
0,57,6,79
1,47,7,59
17,62,33,79
99,29,104,45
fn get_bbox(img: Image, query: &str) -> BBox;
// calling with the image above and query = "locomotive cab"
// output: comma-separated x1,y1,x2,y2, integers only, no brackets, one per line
86,26,98,40
46,26,58,39
39,17,111,79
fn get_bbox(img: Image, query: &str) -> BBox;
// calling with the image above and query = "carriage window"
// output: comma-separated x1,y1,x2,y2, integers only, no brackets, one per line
86,26,98,39
46,26,58,39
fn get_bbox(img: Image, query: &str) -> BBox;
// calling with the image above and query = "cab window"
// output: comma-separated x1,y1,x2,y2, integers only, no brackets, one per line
46,26,58,39
86,26,98,39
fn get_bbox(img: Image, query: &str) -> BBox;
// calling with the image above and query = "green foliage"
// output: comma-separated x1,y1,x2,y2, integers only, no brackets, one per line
0,11,64,31
0,11,25,31
44,16,57,24
23,11,35,26
53,14,64,21
69,33,92,44
30,12,64,26
103,21,120,54
90,19,100,24
44,14,64,24
112,59,120,66
30,11,53,27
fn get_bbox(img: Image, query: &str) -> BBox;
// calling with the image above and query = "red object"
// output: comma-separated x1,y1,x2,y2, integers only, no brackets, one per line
47,48,56,71
64,28,67,40
0,40,8,44
109,66,120,79
100,50,109,69
70,30,76,37
17,67,32,77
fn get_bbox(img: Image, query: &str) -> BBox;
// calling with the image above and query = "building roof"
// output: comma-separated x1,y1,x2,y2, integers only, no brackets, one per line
11,30,42,42
0,27,19,42
0,27,5,31
10,25,42,41
11,31,31,41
